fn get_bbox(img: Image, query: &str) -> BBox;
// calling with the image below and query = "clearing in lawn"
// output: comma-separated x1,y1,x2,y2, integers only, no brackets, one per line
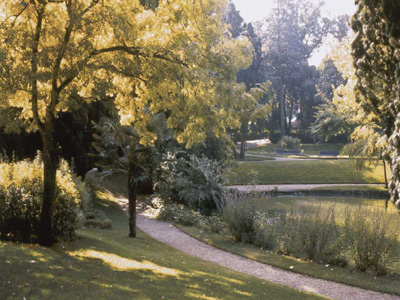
227,160,386,185
178,195,400,296
0,189,324,300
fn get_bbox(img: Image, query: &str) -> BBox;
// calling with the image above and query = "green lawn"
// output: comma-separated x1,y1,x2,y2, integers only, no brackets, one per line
311,185,387,192
247,143,345,157
243,154,275,161
178,195,400,296
226,160,386,185
0,190,324,300
255,195,395,212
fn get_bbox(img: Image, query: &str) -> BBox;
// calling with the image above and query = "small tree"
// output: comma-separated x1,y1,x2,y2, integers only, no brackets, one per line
92,114,171,237
0,0,255,245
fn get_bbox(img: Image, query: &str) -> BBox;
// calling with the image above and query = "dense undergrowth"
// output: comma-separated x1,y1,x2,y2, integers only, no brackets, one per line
0,154,92,242
148,192,400,277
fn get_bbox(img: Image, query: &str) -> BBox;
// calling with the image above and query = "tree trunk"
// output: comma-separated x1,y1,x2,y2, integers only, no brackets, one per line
128,168,137,238
279,86,285,138
383,158,388,189
38,122,57,246
383,158,389,211
239,123,247,160
288,99,294,135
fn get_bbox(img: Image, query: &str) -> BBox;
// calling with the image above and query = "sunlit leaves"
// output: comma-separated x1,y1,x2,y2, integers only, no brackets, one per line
0,0,256,148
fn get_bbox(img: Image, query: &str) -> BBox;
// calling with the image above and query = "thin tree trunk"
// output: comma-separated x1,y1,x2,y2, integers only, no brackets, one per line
239,123,246,160
288,99,294,135
383,158,388,188
128,168,137,238
383,158,389,211
38,122,57,246
279,85,285,138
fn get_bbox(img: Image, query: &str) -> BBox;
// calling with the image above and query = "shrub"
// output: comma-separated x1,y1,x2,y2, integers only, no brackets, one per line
278,136,301,150
253,210,284,250
279,205,344,265
199,216,226,234
343,207,398,275
223,196,396,274
158,203,203,226
223,196,257,243
156,154,226,215
72,173,93,213
0,184,42,241
0,154,85,242
84,210,112,229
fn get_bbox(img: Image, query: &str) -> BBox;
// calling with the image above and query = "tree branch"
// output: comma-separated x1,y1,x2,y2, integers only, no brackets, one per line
31,3,45,134
57,45,187,93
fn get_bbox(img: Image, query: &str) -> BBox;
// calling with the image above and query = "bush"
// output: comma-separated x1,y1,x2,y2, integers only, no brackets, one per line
0,154,85,242
223,195,257,243
199,216,226,234
278,205,344,265
221,195,396,275
158,203,203,226
156,154,226,215
84,210,112,229
253,210,284,250
343,207,398,275
278,136,301,150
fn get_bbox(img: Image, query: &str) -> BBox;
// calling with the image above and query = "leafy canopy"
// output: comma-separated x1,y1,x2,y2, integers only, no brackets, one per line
0,0,255,146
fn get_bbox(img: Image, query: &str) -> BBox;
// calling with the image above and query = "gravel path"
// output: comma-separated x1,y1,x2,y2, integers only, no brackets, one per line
229,183,385,193
135,213,399,300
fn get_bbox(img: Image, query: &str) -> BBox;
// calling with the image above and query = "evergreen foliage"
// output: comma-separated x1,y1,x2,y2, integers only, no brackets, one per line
352,0,400,208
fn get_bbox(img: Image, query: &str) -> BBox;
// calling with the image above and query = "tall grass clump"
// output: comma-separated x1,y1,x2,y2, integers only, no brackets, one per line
342,207,398,275
223,191,258,243
278,205,345,265
223,194,399,275
0,154,89,242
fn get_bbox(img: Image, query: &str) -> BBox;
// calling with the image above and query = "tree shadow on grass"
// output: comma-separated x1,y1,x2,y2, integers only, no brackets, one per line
0,190,323,300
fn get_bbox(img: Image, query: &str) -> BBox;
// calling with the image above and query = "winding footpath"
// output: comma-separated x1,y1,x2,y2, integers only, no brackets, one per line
134,213,399,300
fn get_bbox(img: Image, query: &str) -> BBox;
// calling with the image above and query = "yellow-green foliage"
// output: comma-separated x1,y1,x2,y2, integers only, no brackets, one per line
0,154,90,242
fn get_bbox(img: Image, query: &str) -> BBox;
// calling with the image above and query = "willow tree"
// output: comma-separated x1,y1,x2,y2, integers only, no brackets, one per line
352,0,400,209
0,0,253,245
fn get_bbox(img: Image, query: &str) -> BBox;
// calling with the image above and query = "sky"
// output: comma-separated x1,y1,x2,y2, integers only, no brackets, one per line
231,0,357,66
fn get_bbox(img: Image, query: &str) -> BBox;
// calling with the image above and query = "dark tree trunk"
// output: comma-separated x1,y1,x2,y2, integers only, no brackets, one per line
383,158,389,211
239,122,248,160
128,166,137,238
232,145,238,159
279,86,285,138
288,100,294,135
383,158,388,189
38,122,57,246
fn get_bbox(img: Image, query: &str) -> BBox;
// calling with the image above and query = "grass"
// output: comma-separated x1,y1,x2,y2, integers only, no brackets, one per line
226,160,386,185
253,195,396,212
311,185,387,192
0,189,325,300
177,195,400,296
247,143,345,157
242,155,275,161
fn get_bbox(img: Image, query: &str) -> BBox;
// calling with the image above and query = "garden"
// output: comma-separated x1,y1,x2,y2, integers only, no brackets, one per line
1,0,400,299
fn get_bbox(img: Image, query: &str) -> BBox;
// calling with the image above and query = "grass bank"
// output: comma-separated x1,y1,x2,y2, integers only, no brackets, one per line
227,160,386,185
247,143,345,156
0,189,324,300
177,195,399,296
